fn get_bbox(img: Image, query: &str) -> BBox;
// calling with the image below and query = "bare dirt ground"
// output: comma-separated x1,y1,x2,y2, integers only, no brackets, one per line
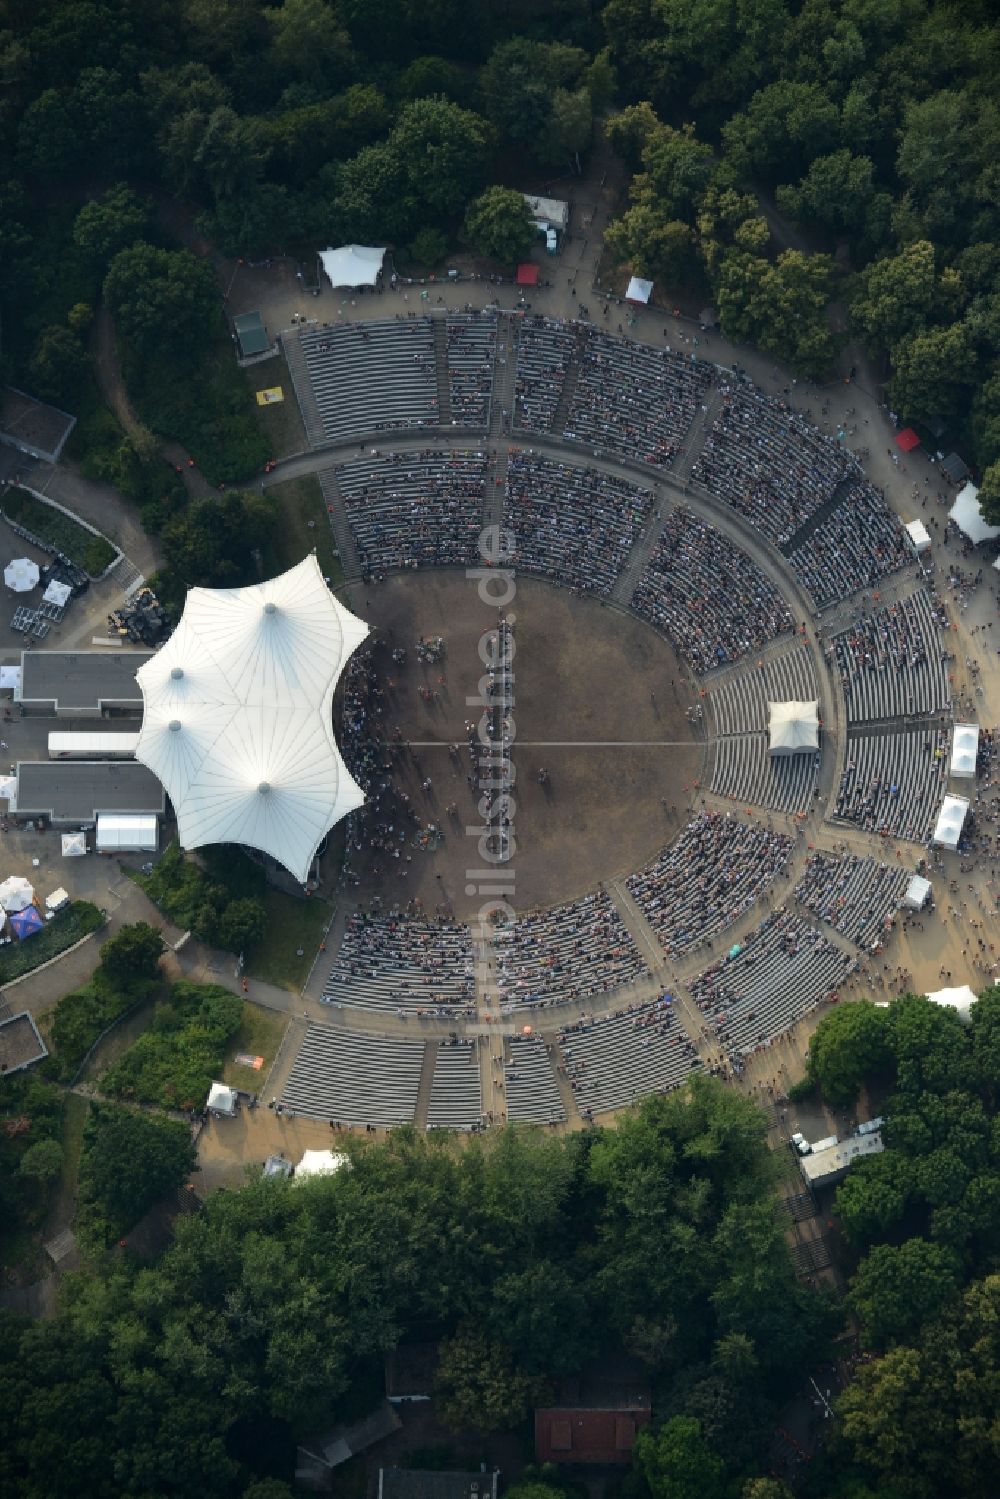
342,571,705,918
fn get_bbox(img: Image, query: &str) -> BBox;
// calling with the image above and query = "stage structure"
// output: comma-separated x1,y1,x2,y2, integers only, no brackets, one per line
135,556,369,884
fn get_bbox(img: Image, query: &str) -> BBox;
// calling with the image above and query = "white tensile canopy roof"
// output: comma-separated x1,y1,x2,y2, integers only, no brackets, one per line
932,793,969,850
135,556,369,884
926,985,977,1024
0,874,34,911
904,518,931,553
626,276,653,304
950,722,979,778
903,874,931,910
319,244,385,288
296,1148,350,1178
949,482,1000,544
768,699,819,756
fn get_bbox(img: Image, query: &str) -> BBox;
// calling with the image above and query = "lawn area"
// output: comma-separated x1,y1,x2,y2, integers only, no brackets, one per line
264,473,344,588
245,889,333,991
243,352,306,458
58,1092,90,1206
2,486,117,575
0,901,104,984
221,1001,288,1094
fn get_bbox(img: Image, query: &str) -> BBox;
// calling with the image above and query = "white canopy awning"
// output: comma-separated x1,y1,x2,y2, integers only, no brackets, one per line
43,579,72,607
626,276,653,304
950,723,979,779
768,700,819,756
0,775,17,800
319,244,385,288
4,557,39,593
0,874,34,912
0,666,21,691
926,985,977,1024
904,519,931,554
45,886,70,911
296,1149,350,1179
949,482,1000,545
135,556,369,884
903,874,931,910
61,832,87,857
932,793,969,850
207,1081,237,1116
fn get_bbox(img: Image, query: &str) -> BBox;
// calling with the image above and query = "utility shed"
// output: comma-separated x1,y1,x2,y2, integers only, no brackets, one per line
535,1358,651,1466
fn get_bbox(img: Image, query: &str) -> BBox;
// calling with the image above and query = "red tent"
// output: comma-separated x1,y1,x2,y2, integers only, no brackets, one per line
516,263,539,286
896,428,920,452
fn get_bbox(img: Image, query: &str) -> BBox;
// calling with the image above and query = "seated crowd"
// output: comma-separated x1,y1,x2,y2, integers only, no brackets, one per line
504,452,653,595
565,329,712,468
631,506,794,673
336,449,487,575
493,891,648,1008
512,315,576,432
829,589,951,722
446,312,496,427
688,909,856,1061
788,481,911,607
692,381,852,545
834,726,950,841
558,997,702,1116
321,909,476,1015
626,813,794,956
794,852,911,949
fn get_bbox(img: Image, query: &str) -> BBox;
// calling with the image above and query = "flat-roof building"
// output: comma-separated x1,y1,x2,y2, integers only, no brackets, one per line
16,651,151,717
12,761,165,823
799,1131,884,1191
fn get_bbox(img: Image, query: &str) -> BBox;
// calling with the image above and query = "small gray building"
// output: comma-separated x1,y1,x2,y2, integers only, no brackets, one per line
799,1131,884,1191
16,650,151,718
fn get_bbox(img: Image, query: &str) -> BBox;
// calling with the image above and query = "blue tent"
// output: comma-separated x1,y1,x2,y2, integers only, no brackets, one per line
10,905,43,939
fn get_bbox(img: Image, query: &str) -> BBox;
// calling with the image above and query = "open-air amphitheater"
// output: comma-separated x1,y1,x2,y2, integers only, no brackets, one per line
270,307,996,1132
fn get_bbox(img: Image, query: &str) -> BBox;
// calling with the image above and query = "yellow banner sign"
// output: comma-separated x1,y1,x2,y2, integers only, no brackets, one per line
256,386,284,406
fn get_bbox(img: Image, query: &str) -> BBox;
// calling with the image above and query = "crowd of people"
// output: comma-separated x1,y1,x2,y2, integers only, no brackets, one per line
626,812,794,956
336,449,487,576
834,726,950,841
493,891,648,1008
322,907,476,1015
446,312,496,427
557,997,702,1115
631,505,794,672
829,589,951,722
692,380,852,545
504,451,653,594
787,481,913,607
794,852,911,949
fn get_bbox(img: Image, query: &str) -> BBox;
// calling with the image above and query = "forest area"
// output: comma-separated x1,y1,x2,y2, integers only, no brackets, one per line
3,2,1000,1495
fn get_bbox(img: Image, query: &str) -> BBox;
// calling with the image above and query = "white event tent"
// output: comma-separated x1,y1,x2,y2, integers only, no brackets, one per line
626,276,654,304
904,518,931,555
319,244,385,288
926,985,977,1024
949,482,1000,545
950,723,979,779
903,874,931,910
135,556,369,884
932,793,970,850
768,700,819,756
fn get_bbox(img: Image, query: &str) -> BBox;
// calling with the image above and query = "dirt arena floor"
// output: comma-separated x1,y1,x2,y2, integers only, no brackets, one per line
341,571,707,917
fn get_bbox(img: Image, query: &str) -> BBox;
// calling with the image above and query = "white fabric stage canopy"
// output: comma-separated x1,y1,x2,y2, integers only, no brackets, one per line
950,723,979,779
926,985,977,1024
319,244,385,288
949,482,1000,545
932,793,969,850
135,556,369,884
768,700,819,756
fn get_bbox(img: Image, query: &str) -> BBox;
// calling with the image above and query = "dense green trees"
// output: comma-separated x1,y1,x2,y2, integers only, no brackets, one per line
102,982,244,1111
463,187,536,267
0,1080,831,1495
806,1000,892,1104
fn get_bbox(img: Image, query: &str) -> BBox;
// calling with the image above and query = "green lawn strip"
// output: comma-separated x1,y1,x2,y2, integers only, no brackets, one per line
244,889,332,991
1,486,117,575
221,1002,287,1094
264,473,344,587
0,901,104,985
243,352,307,458
59,1092,90,1203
